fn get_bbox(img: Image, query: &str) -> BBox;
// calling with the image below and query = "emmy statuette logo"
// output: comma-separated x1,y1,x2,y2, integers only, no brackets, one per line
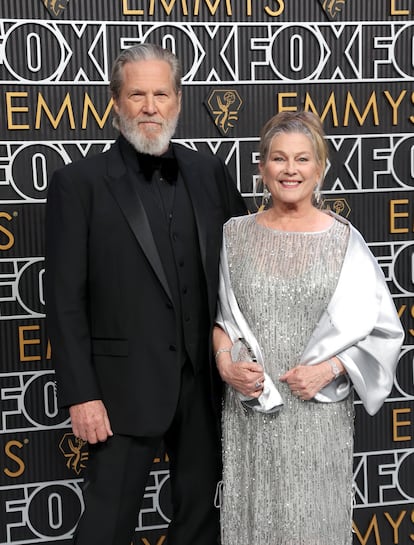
205,89,243,136
59,433,89,475
322,198,351,218
319,0,347,19
42,0,70,18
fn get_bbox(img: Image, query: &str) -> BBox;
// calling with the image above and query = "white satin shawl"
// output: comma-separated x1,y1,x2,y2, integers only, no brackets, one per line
216,214,404,416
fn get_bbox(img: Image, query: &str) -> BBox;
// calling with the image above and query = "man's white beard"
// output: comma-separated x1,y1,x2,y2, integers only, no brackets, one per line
118,113,179,156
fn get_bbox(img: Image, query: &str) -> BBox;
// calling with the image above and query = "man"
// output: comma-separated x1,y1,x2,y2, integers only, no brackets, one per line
45,43,246,545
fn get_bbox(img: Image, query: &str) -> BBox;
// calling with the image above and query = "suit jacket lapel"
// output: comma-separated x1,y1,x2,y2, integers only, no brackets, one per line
104,144,173,301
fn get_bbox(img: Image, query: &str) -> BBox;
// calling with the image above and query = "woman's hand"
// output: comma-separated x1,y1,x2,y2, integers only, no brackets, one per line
213,325,264,398
279,358,344,400
217,355,265,398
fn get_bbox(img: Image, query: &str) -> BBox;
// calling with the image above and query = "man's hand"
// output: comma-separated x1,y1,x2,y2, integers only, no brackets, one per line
69,400,113,444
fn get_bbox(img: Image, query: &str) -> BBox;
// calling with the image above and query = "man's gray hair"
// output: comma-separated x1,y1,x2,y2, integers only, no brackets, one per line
110,43,182,100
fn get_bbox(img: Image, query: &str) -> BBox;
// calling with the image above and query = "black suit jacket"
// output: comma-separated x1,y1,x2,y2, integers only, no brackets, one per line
45,137,246,436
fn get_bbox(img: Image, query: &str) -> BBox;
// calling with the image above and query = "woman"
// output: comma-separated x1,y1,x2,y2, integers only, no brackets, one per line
213,111,404,545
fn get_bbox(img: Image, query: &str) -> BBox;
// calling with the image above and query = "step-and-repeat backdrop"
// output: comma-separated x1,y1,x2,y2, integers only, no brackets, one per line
0,1,413,544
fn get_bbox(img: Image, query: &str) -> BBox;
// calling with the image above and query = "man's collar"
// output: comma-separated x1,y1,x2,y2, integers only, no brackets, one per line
119,136,178,183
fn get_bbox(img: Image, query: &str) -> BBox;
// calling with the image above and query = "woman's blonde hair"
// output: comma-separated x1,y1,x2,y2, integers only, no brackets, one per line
259,111,328,176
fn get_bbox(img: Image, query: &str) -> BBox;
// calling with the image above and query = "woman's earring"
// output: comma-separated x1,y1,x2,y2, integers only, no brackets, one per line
313,184,321,206
263,186,271,207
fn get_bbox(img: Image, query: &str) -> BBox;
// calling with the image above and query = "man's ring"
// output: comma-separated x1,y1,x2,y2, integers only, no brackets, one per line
255,381,262,389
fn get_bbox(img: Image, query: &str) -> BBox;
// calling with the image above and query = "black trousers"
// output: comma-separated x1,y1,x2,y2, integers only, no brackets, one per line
73,363,221,545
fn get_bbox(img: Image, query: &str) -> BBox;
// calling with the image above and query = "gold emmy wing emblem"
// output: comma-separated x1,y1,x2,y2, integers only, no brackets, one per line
42,0,70,18
319,0,346,19
205,89,242,136
322,198,351,218
59,433,89,475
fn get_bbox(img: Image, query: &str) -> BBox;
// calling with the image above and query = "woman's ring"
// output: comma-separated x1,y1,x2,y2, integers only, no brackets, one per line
255,381,262,389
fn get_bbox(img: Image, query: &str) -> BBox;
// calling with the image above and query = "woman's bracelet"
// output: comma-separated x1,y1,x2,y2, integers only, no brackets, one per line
214,347,232,361
328,358,341,379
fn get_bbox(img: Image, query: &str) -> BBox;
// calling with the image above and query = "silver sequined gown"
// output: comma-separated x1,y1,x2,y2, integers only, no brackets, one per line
221,214,354,545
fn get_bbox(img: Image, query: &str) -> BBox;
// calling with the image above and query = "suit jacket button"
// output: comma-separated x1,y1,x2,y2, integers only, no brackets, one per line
169,344,177,351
